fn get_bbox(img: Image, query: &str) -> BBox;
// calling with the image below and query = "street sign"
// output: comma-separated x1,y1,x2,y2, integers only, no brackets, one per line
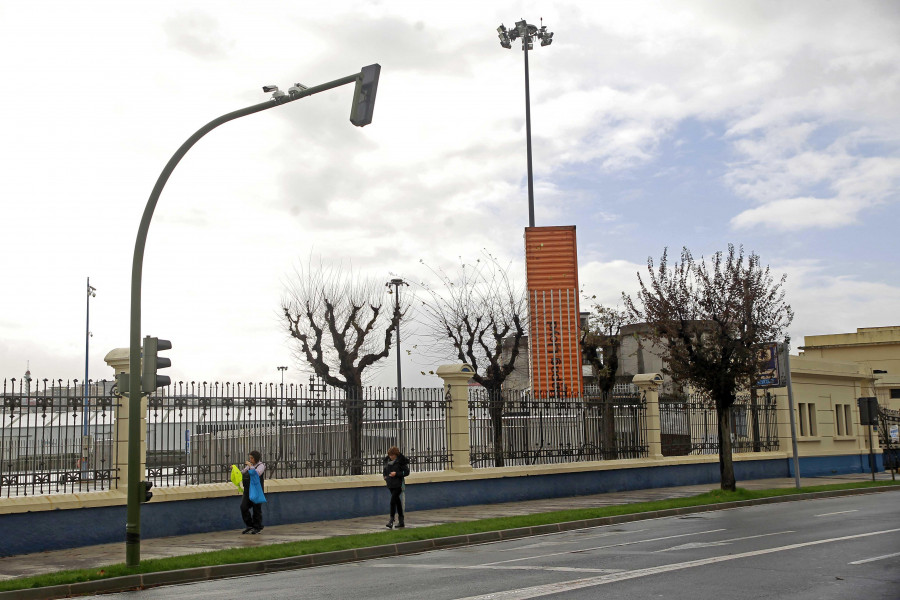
890,424,898,443
755,342,786,388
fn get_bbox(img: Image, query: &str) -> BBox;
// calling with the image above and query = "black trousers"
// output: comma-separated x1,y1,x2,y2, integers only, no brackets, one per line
389,487,404,520
241,494,263,529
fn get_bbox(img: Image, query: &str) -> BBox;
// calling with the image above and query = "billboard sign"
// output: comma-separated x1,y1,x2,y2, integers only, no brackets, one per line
755,342,785,388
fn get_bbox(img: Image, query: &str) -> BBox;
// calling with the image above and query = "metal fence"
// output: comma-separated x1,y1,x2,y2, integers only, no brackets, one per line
0,378,119,497
659,392,779,456
878,405,899,471
468,385,647,468
146,380,451,487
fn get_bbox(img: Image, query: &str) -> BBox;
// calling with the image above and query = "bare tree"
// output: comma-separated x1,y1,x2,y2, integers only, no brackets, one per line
581,300,631,459
624,245,793,491
282,260,406,474
581,300,630,394
418,253,527,466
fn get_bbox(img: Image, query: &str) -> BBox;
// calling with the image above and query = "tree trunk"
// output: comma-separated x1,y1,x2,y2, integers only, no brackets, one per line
601,396,617,460
346,385,364,475
717,404,736,491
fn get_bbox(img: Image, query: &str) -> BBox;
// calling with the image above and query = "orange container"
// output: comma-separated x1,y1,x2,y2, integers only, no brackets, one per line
524,226,583,396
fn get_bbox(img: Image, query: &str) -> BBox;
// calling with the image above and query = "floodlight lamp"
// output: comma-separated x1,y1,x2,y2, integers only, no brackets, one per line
525,40,533,50
526,24,538,36
262,85,279,93
500,37,512,49
497,24,507,34
515,19,527,34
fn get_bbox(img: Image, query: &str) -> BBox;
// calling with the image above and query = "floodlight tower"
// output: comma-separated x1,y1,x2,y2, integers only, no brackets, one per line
497,19,553,228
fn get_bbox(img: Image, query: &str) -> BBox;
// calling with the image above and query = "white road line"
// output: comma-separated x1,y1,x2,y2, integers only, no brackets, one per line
482,529,726,565
849,551,900,565
452,527,900,600
815,510,858,517
496,528,649,551
656,530,794,552
368,564,625,574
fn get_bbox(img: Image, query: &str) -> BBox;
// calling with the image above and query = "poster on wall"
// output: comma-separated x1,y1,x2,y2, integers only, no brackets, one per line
755,342,786,388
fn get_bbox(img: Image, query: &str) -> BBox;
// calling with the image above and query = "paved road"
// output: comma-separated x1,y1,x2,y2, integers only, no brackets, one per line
91,493,900,600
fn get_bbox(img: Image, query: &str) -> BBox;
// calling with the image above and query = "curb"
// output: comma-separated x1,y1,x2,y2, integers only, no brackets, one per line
4,485,897,599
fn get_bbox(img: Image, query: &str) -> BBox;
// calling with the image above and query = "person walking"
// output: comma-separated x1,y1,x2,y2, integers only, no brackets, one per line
240,450,266,534
383,446,410,529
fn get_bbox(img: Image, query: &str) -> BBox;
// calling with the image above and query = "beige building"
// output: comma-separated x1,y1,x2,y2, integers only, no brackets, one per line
800,326,900,411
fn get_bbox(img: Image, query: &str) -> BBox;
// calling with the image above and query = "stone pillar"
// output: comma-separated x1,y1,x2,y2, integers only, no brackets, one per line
436,364,475,472
104,348,147,491
633,373,664,460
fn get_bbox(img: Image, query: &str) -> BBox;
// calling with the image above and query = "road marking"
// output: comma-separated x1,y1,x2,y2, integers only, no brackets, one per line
452,527,900,600
496,529,649,551
849,551,900,565
815,510,858,517
482,529,726,565
369,563,625,574
657,530,794,552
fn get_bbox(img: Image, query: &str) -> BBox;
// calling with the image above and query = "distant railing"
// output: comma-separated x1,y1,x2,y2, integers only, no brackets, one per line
146,381,451,487
878,405,899,471
659,392,779,456
468,386,647,468
0,378,119,497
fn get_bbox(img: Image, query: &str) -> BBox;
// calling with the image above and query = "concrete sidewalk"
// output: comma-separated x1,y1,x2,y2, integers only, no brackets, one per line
0,473,893,581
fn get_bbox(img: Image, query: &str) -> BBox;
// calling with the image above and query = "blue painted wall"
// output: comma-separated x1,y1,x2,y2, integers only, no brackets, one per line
0,454,877,557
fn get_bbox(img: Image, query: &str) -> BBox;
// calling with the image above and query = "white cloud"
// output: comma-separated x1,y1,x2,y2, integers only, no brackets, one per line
0,1,897,386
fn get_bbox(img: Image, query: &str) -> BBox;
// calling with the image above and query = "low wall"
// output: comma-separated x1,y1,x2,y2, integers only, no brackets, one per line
0,450,881,557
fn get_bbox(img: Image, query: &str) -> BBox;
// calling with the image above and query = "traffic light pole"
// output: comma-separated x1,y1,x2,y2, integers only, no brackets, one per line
126,69,375,567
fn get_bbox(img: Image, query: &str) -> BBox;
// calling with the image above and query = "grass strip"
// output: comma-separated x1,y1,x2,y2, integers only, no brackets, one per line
2,479,897,592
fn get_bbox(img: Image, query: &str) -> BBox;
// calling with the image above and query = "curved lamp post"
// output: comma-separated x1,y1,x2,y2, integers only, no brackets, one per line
125,64,381,566
497,19,553,228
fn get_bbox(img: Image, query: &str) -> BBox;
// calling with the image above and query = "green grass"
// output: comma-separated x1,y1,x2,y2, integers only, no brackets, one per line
2,479,897,593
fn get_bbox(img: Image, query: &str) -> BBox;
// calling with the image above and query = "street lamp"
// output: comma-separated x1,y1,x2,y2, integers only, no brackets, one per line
386,277,408,448
497,19,554,228
82,278,97,475
125,64,381,566
278,366,288,389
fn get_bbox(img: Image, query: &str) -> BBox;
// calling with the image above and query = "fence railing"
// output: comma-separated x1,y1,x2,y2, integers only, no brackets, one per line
1,374,787,496
468,386,647,468
0,378,119,497
878,405,899,471
659,392,779,456
146,381,451,487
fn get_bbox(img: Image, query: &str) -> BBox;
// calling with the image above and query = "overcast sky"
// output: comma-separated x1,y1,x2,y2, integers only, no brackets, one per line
1,1,898,390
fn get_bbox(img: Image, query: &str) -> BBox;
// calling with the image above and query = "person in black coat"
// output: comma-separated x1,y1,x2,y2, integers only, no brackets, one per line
383,446,410,529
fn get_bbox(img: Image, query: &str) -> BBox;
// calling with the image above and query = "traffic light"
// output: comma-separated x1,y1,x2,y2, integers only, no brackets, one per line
116,371,130,397
142,336,172,393
141,480,154,502
349,64,381,127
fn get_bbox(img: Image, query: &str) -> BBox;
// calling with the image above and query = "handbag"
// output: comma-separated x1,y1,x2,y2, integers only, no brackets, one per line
230,465,243,491
248,468,267,504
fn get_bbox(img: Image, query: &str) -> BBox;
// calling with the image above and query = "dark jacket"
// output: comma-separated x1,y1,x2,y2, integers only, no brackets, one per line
382,453,410,490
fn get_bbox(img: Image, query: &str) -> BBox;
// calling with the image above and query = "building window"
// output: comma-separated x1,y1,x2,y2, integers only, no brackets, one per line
834,403,854,437
890,388,900,399
799,402,818,437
